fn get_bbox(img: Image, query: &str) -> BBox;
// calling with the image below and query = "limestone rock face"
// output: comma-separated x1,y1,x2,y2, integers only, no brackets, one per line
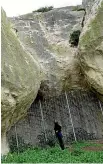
82,0,101,14
1,8,41,154
10,7,85,96
78,0,103,99
82,0,99,9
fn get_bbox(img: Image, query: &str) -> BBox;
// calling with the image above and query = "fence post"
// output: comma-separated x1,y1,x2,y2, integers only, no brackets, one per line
14,125,19,154
39,100,47,142
98,100,103,116
65,91,77,142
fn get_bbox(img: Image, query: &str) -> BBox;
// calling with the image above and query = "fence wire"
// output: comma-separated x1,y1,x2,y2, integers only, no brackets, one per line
7,90,103,153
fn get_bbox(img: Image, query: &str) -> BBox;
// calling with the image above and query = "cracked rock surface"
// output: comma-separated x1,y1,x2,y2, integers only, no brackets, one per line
10,6,85,96
79,0,103,100
1,8,42,155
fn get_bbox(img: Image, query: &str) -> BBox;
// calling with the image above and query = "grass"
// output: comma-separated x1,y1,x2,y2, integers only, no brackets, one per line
2,141,103,163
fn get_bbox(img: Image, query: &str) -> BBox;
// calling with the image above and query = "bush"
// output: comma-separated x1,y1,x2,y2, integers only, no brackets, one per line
8,135,31,153
77,8,85,11
69,30,81,47
66,128,96,143
34,6,53,13
46,130,56,147
72,6,85,11
37,130,56,148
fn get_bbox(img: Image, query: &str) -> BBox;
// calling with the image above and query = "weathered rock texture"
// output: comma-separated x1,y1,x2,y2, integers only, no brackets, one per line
8,90,103,150
79,0,103,100
10,7,85,96
2,0,103,155
82,0,101,16
1,8,41,155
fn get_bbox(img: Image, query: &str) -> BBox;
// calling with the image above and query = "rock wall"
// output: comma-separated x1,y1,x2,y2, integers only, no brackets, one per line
1,8,42,155
82,0,100,14
10,7,85,96
9,2,103,99
2,0,103,155
79,0,103,101
7,90,103,150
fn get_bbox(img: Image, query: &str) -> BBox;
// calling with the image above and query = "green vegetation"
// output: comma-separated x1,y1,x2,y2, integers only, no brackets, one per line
2,141,103,163
69,30,81,47
72,6,85,11
79,2,103,47
33,6,53,13
77,8,85,11
8,135,32,153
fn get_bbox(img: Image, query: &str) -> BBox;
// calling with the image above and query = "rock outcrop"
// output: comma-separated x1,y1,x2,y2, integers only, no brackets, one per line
7,90,103,149
10,7,85,97
1,8,42,155
1,0,103,155
78,0,103,100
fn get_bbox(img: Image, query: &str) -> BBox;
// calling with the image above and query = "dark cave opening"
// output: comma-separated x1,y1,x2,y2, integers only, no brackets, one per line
35,90,44,102
69,30,81,47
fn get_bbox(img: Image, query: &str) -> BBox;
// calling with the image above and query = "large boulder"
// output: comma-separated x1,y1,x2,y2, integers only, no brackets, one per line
78,0,103,100
1,8,42,155
10,7,85,96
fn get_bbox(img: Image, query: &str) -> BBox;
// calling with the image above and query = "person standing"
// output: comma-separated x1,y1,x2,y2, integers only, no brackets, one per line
54,121,65,150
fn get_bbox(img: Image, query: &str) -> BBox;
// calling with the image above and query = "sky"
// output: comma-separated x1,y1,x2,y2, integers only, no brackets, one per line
1,0,82,17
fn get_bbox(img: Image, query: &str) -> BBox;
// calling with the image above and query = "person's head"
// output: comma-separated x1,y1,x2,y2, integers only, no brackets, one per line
54,120,59,125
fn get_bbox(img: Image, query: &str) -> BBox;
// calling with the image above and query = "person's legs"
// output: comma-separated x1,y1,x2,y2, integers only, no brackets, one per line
58,137,65,150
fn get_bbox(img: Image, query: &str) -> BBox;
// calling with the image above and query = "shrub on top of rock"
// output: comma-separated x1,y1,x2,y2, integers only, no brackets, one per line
69,30,81,47
33,6,53,13
72,6,85,11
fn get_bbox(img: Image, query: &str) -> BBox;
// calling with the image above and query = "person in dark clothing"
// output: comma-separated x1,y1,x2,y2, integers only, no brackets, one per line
54,121,65,150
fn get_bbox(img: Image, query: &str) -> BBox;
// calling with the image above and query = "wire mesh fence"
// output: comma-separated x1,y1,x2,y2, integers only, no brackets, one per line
7,90,103,154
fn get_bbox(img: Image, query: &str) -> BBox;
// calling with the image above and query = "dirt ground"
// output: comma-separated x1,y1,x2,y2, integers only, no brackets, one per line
83,146,103,151
67,139,103,152
83,139,103,151
90,139,103,144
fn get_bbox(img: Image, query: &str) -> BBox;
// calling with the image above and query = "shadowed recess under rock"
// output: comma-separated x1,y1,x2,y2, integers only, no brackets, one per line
7,90,103,152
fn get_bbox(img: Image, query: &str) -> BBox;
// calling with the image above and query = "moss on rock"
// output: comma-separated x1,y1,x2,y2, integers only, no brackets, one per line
1,8,42,155
78,1,103,99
